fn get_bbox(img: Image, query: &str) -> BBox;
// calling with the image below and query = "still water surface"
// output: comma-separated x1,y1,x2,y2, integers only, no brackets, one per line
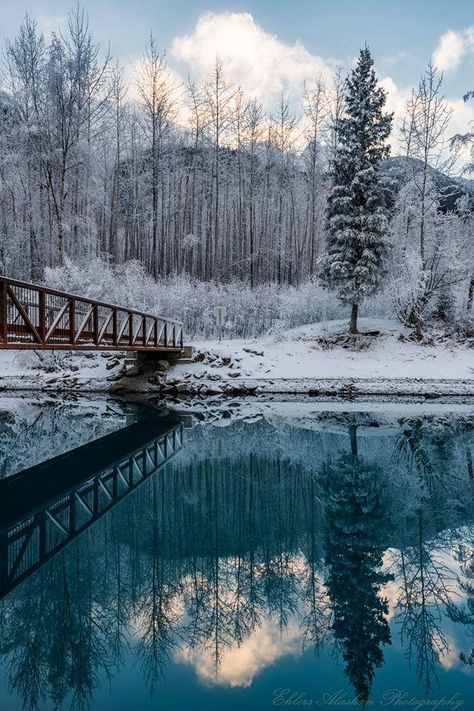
0,396,473,710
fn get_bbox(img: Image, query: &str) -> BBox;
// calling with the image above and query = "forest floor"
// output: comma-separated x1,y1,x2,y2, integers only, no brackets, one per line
0,318,472,398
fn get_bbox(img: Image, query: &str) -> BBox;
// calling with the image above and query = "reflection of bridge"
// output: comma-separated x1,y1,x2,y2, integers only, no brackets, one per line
0,416,183,600
0,275,183,352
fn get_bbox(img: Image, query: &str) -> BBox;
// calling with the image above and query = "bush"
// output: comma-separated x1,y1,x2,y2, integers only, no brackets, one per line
45,258,395,339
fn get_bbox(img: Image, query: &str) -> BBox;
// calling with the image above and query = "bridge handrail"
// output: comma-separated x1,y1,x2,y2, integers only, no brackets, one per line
0,274,184,351
0,275,184,326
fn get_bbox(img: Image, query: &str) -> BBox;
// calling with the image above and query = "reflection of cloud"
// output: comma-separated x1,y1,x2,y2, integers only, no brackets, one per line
171,11,335,110
176,616,302,688
382,545,469,621
437,631,461,670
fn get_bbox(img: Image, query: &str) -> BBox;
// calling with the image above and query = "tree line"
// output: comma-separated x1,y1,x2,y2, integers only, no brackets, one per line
0,8,472,332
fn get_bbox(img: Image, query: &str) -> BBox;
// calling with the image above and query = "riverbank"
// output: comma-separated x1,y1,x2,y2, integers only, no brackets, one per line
0,319,472,398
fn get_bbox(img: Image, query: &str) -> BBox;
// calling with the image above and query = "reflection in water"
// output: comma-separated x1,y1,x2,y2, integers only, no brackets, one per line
323,442,392,704
0,403,473,709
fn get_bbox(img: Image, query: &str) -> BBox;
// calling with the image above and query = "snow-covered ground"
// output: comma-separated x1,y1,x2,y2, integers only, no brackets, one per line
0,319,472,397
167,318,474,397
0,349,124,392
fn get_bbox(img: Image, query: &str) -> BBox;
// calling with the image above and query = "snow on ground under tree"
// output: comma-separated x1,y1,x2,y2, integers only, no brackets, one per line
168,319,474,395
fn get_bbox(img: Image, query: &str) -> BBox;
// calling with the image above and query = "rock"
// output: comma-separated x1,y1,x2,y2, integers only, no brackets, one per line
148,372,163,385
243,347,264,357
106,359,120,370
175,382,188,392
107,365,127,382
228,371,241,378
221,356,231,365
155,359,170,372
208,373,222,381
124,365,141,377
69,364,80,372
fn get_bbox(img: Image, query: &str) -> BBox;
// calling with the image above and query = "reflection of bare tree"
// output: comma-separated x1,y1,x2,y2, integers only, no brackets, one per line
184,463,244,674
0,538,118,710
134,478,181,695
230,462,264,643
390,420,460,692
447,535,474,666
391,518,453,691
300,476,332,654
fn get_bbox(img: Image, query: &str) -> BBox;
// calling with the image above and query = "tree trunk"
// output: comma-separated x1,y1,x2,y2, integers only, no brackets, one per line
350,303,358,334
467,273,474,311
349,424,358,457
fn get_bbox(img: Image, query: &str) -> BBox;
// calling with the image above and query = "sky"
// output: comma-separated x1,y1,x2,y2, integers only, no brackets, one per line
2,0,474,143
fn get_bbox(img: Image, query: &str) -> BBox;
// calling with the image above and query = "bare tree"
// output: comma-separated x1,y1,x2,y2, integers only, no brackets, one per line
136,36,178,277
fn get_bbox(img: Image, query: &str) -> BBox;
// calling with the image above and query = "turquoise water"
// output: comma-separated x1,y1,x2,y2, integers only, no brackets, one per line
0,397,473,710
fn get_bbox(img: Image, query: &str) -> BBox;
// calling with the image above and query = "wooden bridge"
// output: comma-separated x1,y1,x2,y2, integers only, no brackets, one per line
0,275,183,352
0,414,184,600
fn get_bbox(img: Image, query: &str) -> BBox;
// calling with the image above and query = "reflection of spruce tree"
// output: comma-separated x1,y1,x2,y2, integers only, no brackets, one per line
324,428,391,705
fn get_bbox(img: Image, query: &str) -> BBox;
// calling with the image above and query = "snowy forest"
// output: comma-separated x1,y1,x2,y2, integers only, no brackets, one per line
0,8,473,337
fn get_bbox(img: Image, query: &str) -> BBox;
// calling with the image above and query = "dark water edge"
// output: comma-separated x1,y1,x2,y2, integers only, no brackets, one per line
0,394,473,710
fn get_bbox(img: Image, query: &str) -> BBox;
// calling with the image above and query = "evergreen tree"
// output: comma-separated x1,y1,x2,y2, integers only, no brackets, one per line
321,47,393,334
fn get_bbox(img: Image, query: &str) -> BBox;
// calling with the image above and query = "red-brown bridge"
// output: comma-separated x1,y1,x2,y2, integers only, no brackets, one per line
0,275,183,353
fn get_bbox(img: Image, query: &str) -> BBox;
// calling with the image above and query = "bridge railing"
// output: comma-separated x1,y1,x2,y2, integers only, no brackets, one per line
0,275,183,351
0,421,184,599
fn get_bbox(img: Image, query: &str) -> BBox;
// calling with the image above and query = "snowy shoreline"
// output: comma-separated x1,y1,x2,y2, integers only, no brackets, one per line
0,319,472,399
0,373,474,398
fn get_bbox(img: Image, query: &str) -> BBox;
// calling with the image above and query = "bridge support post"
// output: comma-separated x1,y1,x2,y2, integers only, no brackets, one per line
0,280,7,344
38,289,46,344
0,531,8,593
69,299,75,345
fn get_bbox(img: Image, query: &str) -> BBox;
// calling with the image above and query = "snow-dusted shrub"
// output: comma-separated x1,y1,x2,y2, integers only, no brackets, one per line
44,258,395,339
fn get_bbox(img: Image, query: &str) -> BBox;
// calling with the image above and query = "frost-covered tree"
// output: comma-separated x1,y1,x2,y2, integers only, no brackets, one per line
320,47,393,334
396,64,460,335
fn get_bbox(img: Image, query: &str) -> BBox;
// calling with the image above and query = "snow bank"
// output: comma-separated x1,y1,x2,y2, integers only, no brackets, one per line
0,319,472,398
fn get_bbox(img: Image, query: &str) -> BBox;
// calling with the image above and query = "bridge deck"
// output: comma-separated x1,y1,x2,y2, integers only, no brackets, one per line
0,275,183,352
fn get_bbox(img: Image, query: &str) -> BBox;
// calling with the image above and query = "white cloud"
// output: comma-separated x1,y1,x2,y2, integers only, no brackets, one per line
37,15,65,39
171,11,335,110
432,26,474,74
168,11,474,165
433,29,466,72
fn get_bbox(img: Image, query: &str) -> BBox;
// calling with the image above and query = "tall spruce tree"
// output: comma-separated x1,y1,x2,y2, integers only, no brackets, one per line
321,47,393,334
